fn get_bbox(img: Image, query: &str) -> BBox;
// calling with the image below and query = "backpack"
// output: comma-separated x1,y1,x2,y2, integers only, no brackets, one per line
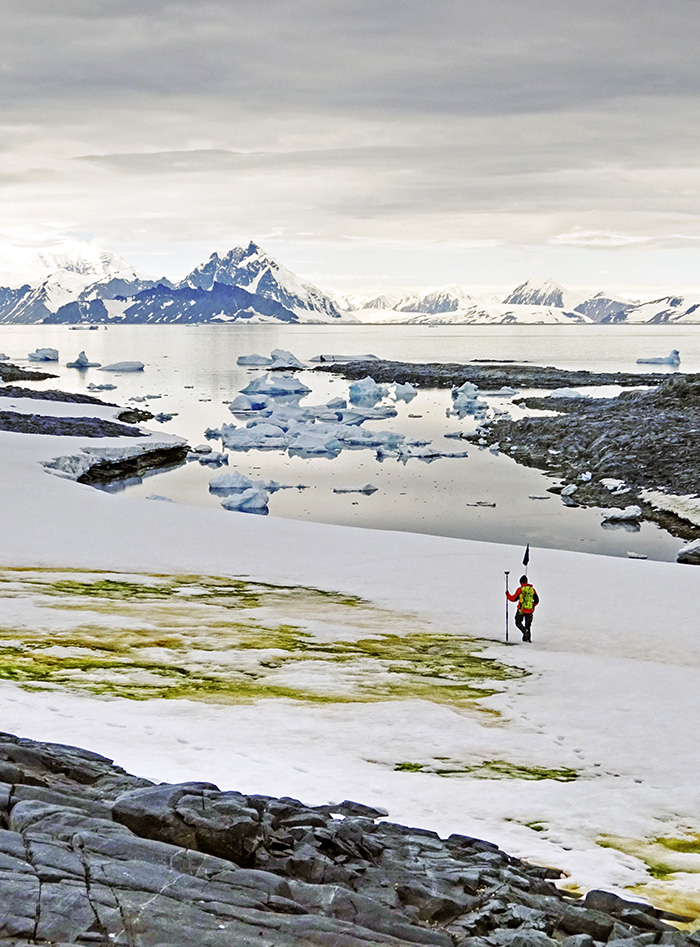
519,584,536,611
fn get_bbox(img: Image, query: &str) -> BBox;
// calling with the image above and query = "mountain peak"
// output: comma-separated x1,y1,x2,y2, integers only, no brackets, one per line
503,278,568,308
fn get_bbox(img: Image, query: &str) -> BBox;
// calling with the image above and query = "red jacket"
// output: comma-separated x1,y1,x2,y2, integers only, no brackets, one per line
506,584,539,614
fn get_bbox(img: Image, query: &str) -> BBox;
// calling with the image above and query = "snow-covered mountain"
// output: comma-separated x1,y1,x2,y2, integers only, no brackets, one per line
0,238,698,326
502,278,585,310
183,242,346,322
610,295,700,325
396,284,475,314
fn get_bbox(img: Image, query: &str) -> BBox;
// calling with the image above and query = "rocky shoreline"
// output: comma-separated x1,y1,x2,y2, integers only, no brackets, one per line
316,360,700,550
0,731,697,947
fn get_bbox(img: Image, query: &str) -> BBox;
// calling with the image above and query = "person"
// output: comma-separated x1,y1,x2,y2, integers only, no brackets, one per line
506,574,539,642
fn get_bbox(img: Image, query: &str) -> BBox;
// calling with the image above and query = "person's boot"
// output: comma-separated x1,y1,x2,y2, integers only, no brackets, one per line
522,630,531,642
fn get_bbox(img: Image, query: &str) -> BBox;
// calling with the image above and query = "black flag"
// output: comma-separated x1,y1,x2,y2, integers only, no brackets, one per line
522,543,530,567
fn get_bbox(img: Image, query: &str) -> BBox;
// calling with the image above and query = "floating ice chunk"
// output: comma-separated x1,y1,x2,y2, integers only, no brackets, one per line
236,353,273,366
87,382,117,391
0,353,9,360
66,351,101,369
28,347,58,361
196,451,228,466
288,431,343,456
333,483,379,494
602,505,643,522
550,387,587,398
270,348,304,369
449,381,488,418
99,361,144,372
487,386,517,397
627,551,648,559
392,382,417,402
228,393,273,415
325,397,347,410
219,423,288,450
337,428,405,449
240,372,311,396
338,405,398,424
600,478,630,494
204,427,221,439
310,353,378,362
348,376,389,406
221,488,269,514
154,412,178,423
210,471,253,492
129,394,162,402
636,349,680,366
677,539,700,564
190,444,212,454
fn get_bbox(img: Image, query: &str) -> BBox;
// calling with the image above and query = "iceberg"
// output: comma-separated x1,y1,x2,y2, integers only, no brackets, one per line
333,484,379,494
66,351,101,369
236,353,273,366
28,347,59,362
348,376,389,406
154,412,178,423
87,382,117,391
0,353,9,360
209,471,254,492
325,397,347,410
99,361,145,372
636,349,680,366
240,373,311,396
270,348,305,369
228,394,273,416
220,487,269,515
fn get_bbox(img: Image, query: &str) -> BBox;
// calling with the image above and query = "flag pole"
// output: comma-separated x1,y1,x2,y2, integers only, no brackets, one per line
504,571,510,643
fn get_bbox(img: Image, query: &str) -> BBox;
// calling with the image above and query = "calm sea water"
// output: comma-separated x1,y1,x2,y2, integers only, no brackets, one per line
3,322,699,562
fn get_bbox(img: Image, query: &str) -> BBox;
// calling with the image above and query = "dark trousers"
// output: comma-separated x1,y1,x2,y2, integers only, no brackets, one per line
515,610,533,637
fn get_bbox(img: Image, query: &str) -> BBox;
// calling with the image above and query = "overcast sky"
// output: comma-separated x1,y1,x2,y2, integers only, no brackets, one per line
1,0,700,294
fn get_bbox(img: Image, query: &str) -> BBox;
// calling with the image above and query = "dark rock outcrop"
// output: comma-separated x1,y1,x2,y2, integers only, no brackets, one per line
0,363,58,383
0,411,144,438
0,732,695,947
314,359,688,391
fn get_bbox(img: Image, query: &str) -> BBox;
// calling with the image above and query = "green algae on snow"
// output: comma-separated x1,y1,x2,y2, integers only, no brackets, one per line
393,759,579,781
0,567,522,706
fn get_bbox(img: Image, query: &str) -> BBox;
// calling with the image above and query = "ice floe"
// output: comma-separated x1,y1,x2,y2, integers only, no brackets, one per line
333,483,379,494
236,353,274,367
99,361,145,372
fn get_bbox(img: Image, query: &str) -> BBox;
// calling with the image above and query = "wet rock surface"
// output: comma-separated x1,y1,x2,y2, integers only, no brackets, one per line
0,732,696,947
314,359,685,391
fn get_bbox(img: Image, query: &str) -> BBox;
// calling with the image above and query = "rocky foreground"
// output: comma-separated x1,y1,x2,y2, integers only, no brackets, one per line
0,732,696,947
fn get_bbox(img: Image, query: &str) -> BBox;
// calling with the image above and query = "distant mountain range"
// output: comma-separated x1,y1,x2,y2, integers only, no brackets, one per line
0,242,698,326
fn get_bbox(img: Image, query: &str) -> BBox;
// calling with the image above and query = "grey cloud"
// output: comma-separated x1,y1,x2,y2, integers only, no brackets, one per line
2,0,700,120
